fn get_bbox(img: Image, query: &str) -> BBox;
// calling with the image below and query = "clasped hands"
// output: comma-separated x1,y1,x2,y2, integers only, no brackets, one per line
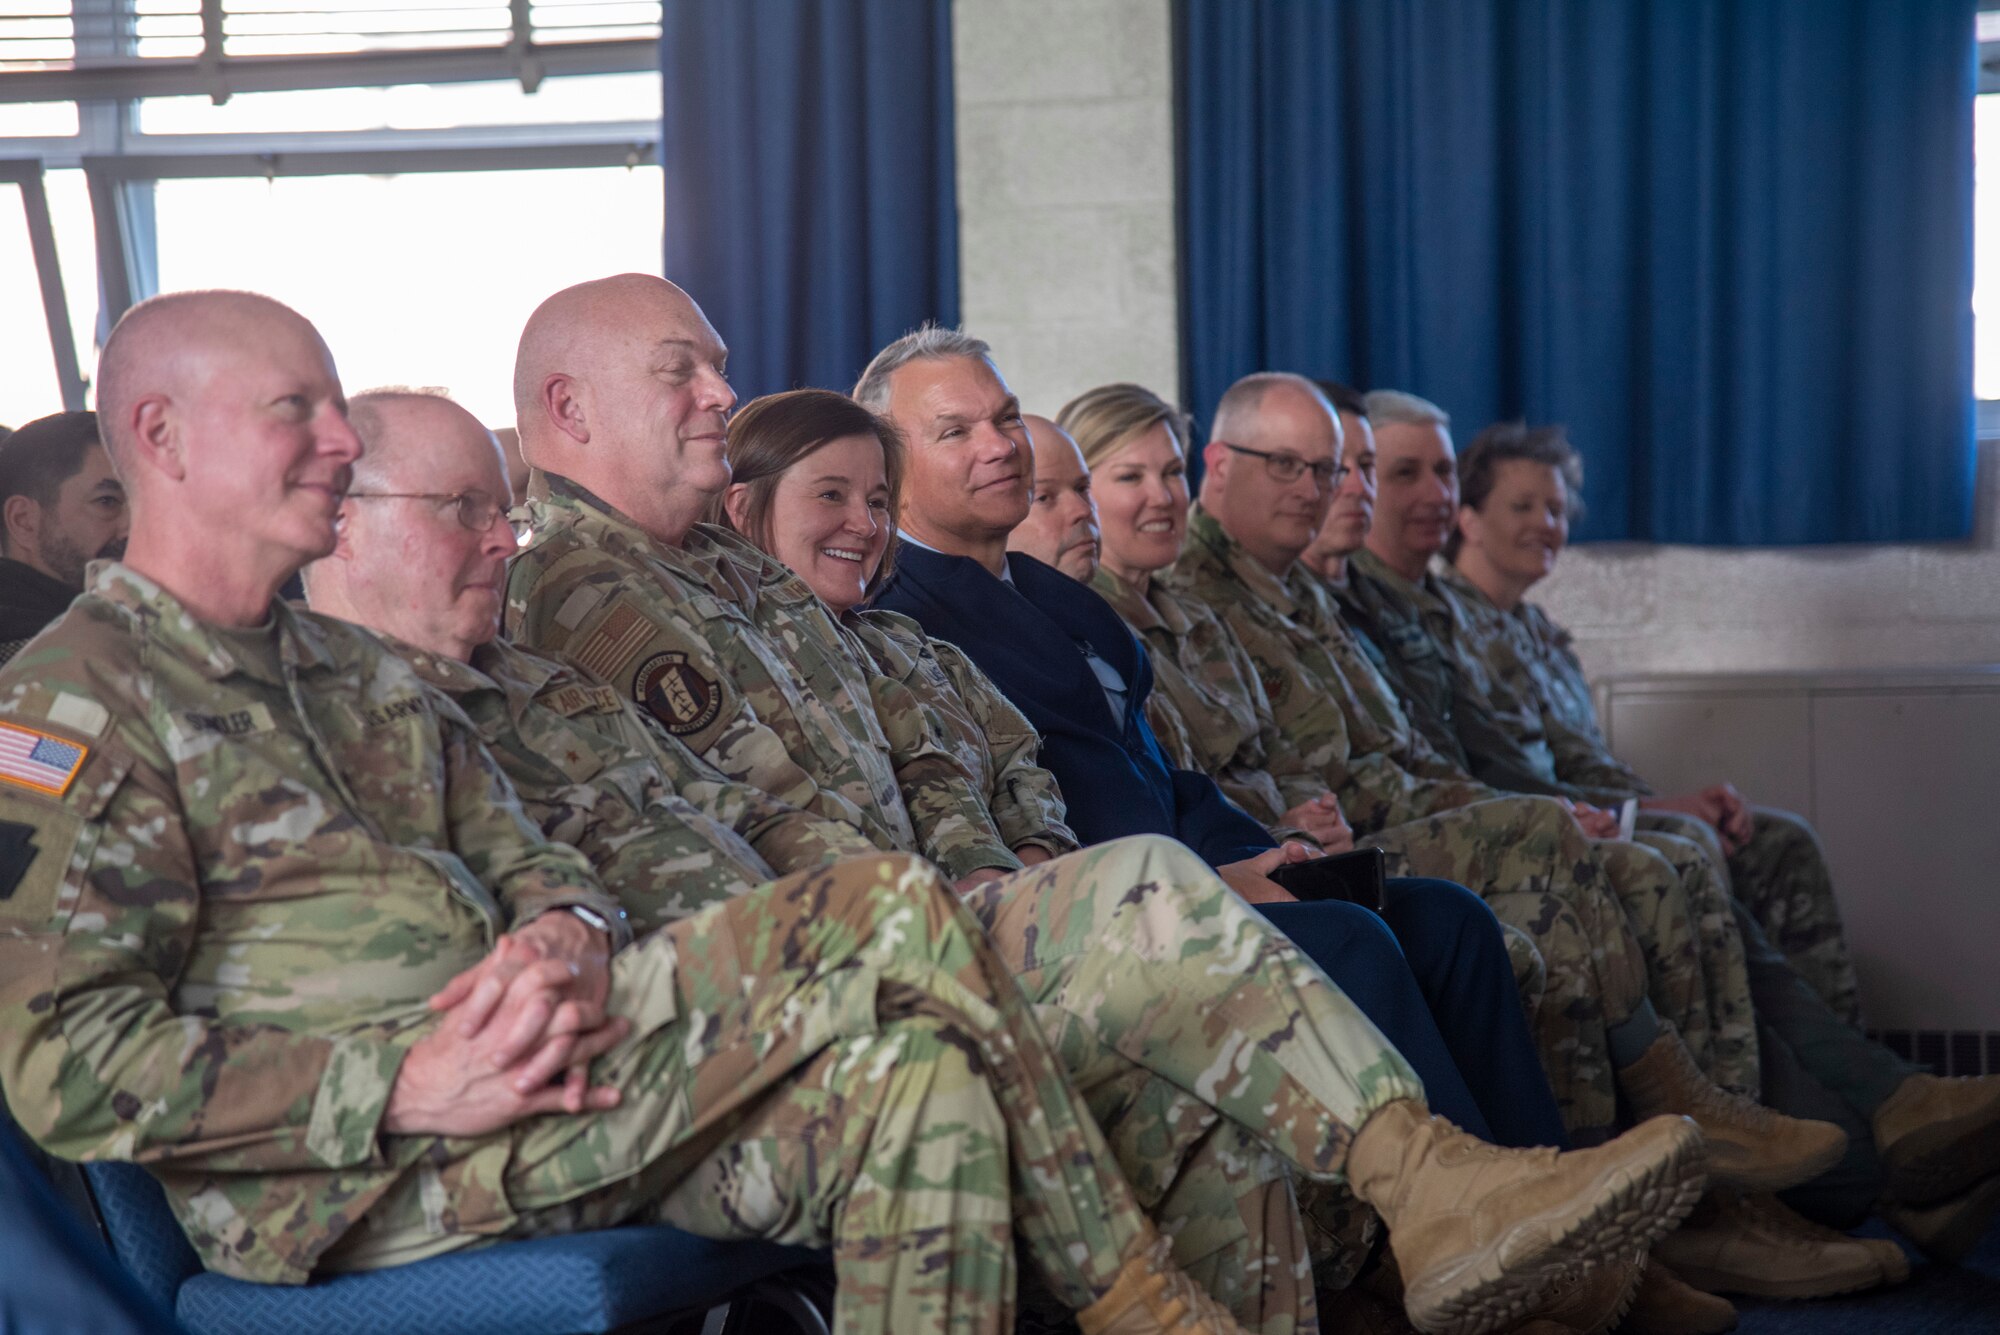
1568,782,1753,855
383,911,629,1138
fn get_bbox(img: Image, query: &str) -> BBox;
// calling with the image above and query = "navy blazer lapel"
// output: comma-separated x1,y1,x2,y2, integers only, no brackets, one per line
880,545,1129,745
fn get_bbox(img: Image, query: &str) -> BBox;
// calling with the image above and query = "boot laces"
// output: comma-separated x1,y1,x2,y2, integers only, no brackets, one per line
1691,1074,1778,1131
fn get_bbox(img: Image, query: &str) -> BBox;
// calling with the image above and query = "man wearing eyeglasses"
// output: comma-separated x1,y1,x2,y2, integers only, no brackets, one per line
1165,375,1870,1203
304,386,884,917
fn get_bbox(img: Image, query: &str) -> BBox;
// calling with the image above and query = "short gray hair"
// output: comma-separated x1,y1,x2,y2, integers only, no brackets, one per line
1208,371,1331,443
852,322,993,412
1363,388,1450,429
346,385,460,491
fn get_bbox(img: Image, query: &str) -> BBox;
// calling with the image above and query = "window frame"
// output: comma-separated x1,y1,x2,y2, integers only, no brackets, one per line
1,157,87,409
1979,8,2000,433
1,0,661,403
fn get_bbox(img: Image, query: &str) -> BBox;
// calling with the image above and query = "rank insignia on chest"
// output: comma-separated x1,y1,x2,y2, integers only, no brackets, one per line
0,722,89,797
633,651,722,737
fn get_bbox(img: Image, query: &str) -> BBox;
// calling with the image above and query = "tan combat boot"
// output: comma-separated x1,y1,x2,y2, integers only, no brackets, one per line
1652,1191,1882,1299
1076,1229,1252,1335
1617,1024,1846,1193
1743,1195,1912,1284
1883,1171,2000,1263
1873,1071,2000,1205
1343,1100,1706,1335
1526,1248,1646,1334
1614,1258,1737,1335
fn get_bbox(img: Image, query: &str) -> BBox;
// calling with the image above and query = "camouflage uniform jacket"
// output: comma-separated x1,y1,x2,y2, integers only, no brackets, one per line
1164,507,1498,835
1340,549,1602,801
396,636,881,927
0,564,621,1284
1433,566,1653,797
1090,567,1323,839
503,474,1017,881
1283,562,1506,792
1347,551,1636,805
845,608,1078,860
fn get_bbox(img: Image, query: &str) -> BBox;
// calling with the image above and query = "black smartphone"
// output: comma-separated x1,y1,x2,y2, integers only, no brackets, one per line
1266,848,1387,913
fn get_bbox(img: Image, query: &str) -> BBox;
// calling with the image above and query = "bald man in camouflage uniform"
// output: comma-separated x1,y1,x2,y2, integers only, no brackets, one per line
497,283,1723,1333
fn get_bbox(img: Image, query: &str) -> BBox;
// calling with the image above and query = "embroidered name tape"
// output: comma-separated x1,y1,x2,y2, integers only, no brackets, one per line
0,721,89,797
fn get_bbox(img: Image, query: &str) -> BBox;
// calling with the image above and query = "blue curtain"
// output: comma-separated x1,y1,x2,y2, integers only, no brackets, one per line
660,0,959,401
1177,1,1976,545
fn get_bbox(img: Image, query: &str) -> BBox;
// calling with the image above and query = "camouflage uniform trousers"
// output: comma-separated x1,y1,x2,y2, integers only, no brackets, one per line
1356,797,1662,1143
1501,922,1550,1022
1637,808,1860,1028
326,855,1163,1335
1613,827,1760,1098
960,835,1426,1324
1734,808,1859,1026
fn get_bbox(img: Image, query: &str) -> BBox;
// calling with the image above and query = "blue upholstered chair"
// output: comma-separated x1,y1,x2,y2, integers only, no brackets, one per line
4,1104,832,1335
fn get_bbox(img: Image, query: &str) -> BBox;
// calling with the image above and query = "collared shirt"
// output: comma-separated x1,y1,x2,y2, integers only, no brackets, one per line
889,536,1125,721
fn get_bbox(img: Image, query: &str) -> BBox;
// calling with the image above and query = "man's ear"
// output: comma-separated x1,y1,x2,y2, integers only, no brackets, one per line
720,482,752,534
127,395,187,483
542,373,590,447
329,504,358,561
1,494,40,558
1200,438,1231,483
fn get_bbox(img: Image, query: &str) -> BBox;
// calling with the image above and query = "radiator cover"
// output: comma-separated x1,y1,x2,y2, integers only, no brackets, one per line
1597,667,2000,1033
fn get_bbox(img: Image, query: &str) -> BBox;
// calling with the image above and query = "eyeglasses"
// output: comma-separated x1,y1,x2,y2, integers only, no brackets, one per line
345,489,530,544
1219,442,1349,489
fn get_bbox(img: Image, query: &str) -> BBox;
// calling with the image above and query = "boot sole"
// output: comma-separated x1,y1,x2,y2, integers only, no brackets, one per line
1402,1121,1708,1335
1702,1127,1847,1195
1882,1112,2000,1206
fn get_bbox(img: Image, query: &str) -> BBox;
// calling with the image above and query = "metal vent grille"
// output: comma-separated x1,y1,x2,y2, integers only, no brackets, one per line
1871,1030,2000,1078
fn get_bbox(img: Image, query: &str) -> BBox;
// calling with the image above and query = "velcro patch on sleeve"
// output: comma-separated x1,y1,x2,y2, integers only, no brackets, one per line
543,683,624,718
574,603,657,684
0,807,78,928
632,651,722,738
0,722,89,798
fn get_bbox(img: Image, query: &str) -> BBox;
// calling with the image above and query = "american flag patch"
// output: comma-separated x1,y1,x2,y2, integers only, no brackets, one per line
0,722,89,797
573,603,655,684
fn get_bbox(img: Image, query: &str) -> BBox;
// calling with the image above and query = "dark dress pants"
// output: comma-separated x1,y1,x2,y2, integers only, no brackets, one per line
1258,877,1568,1150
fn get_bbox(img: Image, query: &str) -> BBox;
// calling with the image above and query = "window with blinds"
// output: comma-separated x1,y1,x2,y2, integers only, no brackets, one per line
0,0,660,95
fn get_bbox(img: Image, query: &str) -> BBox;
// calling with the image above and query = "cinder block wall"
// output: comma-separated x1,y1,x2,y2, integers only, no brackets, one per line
951,0,1180,419
1535,443,2000,680
952,0,2000,682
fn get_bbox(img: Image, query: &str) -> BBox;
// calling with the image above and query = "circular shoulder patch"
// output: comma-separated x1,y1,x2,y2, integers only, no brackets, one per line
633,651,723,737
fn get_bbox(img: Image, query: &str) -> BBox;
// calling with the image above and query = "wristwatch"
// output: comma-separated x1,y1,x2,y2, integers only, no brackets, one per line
562,903,615,936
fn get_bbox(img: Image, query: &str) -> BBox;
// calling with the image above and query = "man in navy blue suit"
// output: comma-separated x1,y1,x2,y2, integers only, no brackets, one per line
861,326,1569,1153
